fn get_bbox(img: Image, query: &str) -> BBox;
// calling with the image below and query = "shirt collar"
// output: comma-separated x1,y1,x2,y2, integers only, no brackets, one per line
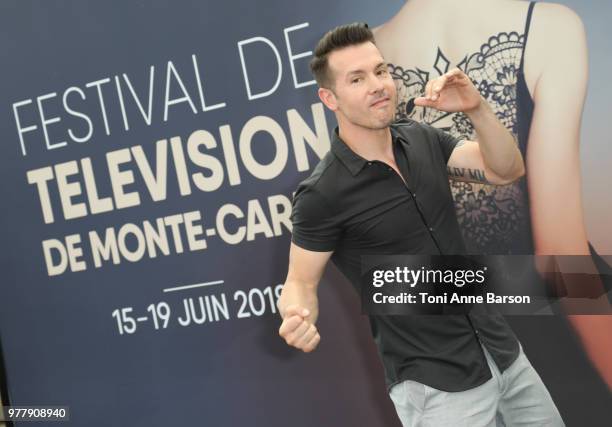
330,125,408,176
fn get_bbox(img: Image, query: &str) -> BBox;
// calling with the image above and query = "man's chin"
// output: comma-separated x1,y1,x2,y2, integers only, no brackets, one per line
372,114,395,129
346,112,394,130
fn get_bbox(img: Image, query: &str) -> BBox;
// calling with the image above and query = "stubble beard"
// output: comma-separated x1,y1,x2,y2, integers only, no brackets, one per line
342,100,396,131
364,100,396,130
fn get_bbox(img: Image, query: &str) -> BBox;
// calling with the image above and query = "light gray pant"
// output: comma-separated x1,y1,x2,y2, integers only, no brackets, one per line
389,344,564,427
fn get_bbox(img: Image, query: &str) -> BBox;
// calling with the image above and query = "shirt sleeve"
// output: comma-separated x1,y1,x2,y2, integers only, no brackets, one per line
421,122,464,164
290,185,341,252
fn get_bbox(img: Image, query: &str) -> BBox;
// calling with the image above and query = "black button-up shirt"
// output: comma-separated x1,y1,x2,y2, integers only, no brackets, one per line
290,118,519,392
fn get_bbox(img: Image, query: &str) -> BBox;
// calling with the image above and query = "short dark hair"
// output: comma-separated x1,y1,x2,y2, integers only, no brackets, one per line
309,22,375,89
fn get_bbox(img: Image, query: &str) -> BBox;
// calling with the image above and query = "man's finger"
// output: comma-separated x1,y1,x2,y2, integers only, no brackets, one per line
295,324,318,349
303,333,321,353
431,76,447,100
443,69,464,86
424,80,433,100
284,320,310,346
446,67,462,77
278,315,304,337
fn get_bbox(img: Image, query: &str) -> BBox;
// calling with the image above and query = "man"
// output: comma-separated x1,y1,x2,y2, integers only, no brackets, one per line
277,23,563,426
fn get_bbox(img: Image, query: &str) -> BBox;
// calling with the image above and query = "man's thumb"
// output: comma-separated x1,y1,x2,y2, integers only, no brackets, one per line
414,96,434,107
285,304,310,318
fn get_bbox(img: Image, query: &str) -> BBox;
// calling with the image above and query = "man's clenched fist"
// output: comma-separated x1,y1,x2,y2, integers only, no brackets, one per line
278,305,321,353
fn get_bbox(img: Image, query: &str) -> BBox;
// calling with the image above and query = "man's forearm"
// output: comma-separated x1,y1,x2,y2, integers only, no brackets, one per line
465,98,525,181
277,280,319,324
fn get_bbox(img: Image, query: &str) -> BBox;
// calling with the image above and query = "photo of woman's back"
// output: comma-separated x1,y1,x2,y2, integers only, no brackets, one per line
375,0,548,255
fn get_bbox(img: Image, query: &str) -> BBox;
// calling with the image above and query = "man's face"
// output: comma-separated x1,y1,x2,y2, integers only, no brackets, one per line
323,41,397,130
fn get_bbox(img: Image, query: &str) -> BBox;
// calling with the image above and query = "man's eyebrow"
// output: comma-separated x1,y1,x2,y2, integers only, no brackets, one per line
346,69,365,78
345,62,387,78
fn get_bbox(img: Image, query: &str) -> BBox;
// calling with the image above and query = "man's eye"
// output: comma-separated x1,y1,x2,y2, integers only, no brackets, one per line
377,69,387,75
352,78,362,84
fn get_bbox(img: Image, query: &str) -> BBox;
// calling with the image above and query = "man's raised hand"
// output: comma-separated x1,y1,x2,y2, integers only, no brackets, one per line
414,68,483,113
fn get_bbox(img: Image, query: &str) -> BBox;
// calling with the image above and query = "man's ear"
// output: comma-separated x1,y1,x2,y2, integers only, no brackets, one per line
318,87,338,112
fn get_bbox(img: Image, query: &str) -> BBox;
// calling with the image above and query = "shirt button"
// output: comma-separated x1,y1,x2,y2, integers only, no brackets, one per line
412,193,417,198
367,162,372,166
429,227,434,232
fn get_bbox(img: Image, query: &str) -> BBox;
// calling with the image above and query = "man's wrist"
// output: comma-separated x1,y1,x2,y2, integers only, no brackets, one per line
464,96,490,120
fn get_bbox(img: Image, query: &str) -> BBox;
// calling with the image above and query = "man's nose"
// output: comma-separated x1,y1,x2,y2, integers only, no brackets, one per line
368,74,385,93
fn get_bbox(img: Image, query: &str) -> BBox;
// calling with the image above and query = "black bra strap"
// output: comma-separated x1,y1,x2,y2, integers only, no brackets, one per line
519,1,536,70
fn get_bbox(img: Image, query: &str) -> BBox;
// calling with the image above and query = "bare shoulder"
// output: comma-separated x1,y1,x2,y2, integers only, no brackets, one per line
522,2,587,95
371,2,409,39
371,24,386,45
528,3,587,68
372,17,401,58
533,2,583,25
371,1,423,56
530,2,585,42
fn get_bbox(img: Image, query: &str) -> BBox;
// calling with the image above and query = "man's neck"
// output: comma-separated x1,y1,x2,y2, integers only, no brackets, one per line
337,121,394,162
